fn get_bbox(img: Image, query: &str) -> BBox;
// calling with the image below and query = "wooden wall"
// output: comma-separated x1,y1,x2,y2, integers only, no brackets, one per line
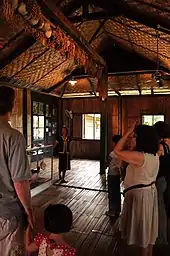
63,95,170,159
122,96,169,133
63,97,118,159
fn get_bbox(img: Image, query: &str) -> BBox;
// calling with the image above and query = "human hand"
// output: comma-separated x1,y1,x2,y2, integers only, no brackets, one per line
127,121,138,136
26,209,35,229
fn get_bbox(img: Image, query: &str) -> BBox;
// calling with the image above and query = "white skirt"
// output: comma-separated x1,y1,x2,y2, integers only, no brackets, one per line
120,184,158,248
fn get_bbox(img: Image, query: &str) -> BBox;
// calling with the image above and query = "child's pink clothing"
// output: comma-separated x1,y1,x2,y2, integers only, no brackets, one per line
34,233,76,256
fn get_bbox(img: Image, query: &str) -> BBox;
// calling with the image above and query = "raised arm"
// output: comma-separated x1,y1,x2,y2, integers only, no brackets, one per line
114,122,144,167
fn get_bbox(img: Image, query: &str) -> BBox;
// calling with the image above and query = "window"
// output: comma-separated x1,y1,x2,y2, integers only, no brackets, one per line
142,115,164,126
82,114,101,140
33,116,44,141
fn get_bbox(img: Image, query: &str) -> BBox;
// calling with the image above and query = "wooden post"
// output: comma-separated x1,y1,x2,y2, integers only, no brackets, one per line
118,96,122,135
23,88,28,144
100,99,108,175
97,70,108,175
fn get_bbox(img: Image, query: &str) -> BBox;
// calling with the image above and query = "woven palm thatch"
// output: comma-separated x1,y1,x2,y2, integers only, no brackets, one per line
65,78,91,93
14,48,64,86
104,17,170,69
0,41,45,77
77,20,104,42
36,59,76,89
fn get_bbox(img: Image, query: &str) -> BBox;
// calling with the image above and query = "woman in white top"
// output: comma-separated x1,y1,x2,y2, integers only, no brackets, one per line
114,122,159,256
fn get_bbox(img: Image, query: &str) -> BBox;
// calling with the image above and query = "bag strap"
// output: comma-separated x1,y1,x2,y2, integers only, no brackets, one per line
123,181,155,196
161,141,170,155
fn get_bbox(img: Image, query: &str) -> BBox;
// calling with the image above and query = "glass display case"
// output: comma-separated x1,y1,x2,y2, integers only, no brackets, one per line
32,101,57,145
27,145,54,189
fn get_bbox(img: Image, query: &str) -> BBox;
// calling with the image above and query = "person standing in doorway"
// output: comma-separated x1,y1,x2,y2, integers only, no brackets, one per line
0,86,34,255
106,135,122,217
55,126,72,183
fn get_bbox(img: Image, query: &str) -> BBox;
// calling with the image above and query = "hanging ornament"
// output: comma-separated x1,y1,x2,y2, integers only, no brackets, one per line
44,22,51,31
45,29,52,38
29,18,39,26
18,2,27,16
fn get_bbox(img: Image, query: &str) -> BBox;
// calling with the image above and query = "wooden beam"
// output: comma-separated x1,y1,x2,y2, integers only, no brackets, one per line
115,89,121,96
151,87,154,95
60,81,68,97
69,11,119,23
100,100,108,174
135,75,141,95
23,88,28,144
88,78,97,96
36,0,106,67
118,96,122,135
88,20,106,44
82,4,89,19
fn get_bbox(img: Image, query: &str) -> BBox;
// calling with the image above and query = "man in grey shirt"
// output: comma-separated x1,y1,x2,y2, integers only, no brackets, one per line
0,86,34,255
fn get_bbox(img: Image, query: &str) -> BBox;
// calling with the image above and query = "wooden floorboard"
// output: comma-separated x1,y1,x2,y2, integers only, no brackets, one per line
32,160,170,256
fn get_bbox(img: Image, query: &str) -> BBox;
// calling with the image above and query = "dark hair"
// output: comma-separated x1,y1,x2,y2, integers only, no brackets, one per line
0,86,15,115
153,121,170,139
44,204,73,234
62,126,68,135
134,125,159,155
112,135,122,143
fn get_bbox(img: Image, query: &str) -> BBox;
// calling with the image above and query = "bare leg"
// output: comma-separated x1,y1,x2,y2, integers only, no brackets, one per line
62,170,67,182
59,170,62,180
140,247,148,256
147,245,153,256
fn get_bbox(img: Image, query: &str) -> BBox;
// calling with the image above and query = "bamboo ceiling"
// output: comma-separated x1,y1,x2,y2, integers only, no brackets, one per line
0,0,170,97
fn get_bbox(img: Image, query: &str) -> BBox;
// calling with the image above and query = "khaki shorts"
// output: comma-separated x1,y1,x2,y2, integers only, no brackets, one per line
0,216,25,256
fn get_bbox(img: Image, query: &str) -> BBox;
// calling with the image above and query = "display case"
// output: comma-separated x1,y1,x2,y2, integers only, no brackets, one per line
27,145,54,189
32,100,57,146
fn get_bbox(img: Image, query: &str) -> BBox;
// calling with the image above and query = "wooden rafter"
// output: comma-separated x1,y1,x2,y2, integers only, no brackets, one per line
88,20,106,44
69,2,170,33
99,2,170,32
88,78,97,96
36,0,106,67
123,18,141,95
60,81,68,97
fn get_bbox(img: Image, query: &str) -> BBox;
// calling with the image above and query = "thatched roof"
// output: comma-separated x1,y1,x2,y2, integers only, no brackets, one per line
0,0,170,97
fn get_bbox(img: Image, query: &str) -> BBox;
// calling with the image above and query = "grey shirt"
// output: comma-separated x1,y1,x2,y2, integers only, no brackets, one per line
0,118,31,218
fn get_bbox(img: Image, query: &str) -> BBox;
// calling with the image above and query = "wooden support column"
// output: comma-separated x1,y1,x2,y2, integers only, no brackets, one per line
118,96,122,135
23,88,28,144
58,98,63,134
100,100,108,175
98,70,108,175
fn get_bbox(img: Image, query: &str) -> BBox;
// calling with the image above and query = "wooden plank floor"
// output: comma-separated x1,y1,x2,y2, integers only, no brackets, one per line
55,159,107,191
32,160,170,256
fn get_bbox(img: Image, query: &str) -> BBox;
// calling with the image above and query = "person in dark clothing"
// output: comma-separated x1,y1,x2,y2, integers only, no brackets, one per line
153,121,170,245
106,135,122,217
55,127,72,183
